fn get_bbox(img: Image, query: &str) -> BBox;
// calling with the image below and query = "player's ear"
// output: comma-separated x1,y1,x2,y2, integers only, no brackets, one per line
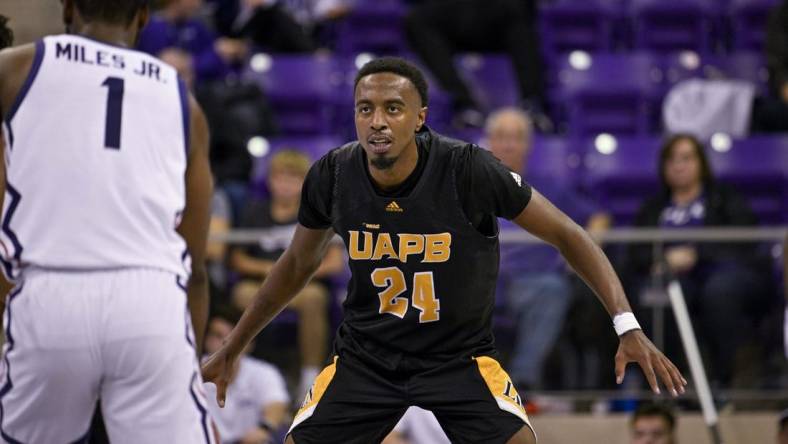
416,106,427,132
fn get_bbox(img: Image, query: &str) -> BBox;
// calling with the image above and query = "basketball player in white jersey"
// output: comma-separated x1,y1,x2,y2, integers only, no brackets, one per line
0,1,216,442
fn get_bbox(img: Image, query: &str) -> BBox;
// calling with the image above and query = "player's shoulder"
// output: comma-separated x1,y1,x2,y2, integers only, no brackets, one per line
0,42,36,78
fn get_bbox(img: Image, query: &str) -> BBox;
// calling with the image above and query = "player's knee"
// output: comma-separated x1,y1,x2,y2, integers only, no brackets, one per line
293,283,328,313
506,425,537,444
231,280,261,310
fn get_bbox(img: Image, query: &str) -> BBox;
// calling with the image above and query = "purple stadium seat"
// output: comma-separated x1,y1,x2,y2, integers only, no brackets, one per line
335,0,407,55
729,0,780,51
527,135,584,187
243,55,347,135
707,135,788,224
662,50,769,94
583,135,662,224
552,52,663,136
456,54,520,112
630,0,716,53
539,0,618,57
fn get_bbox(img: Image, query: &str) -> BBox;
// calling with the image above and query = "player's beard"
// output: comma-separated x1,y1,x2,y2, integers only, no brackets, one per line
370,154,398,170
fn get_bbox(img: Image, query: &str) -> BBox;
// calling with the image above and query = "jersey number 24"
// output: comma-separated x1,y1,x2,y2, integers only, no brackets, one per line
371,267,440,323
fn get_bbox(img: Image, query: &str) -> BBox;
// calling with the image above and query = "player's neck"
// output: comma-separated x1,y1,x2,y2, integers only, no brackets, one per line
368,139,419,191
75,24,135,48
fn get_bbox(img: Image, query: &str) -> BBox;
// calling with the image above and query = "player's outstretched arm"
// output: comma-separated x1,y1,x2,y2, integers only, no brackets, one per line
202,224,335,406
513,190,687,397
177,95,213,356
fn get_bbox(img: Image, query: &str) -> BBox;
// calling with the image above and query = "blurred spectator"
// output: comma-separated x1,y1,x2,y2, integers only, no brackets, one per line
753,0,788,132
204,306,291,444
382,407,450,444
485,108,611,389
195,81,277,217
206,0,314,52
138,0,248,85
405,0,548,129
230,149,344,398
627,134,772,387
630,403,676,444
207,188,232,304
778,408,788,444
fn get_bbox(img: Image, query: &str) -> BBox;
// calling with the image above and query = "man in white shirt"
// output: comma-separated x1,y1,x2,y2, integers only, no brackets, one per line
204,307,290,444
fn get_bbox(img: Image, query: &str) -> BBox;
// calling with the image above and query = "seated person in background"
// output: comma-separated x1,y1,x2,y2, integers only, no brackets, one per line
486,108,611,389
230,149,345,398
382,407,450,444
627,134,771,388
755,0,788,132
405,0,548,129
204,306,291,444
206,0,315,52
137,0,247,85
630,403,676,444
207,187,232,305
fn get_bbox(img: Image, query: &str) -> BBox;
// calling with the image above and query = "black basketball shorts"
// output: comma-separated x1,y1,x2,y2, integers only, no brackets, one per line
287,352,536,444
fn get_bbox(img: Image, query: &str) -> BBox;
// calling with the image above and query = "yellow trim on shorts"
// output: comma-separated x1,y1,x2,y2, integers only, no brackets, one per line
473,356,536,437
288,356,338,434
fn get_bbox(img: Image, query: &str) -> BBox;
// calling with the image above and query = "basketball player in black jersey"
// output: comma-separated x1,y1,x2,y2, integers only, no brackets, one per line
203,57,687,444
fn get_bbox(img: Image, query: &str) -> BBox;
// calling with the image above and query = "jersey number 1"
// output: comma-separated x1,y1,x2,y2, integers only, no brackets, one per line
101,77,124,150
371,267,440,323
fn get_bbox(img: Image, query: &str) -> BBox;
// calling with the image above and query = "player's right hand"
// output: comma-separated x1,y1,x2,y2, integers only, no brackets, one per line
201,348,236,407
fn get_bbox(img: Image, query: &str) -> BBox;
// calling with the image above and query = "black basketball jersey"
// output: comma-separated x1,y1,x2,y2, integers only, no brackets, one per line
300,128,532,371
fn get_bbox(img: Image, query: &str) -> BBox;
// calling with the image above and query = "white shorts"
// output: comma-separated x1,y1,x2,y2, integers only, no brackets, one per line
0,268,216,444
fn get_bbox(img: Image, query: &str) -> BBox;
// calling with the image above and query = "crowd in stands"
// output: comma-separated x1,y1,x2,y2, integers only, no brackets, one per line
3,0,781,442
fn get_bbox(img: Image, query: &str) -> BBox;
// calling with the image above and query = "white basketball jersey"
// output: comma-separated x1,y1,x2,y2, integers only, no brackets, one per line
0,34,190,279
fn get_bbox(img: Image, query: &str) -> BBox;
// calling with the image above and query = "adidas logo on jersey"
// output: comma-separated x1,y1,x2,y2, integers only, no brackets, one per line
385,201,403,213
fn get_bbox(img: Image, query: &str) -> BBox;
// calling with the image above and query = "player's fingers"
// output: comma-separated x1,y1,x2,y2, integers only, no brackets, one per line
639,358,660,395
217,378,228,408
614,352,627,385
664,358,687,394
654,359,677,397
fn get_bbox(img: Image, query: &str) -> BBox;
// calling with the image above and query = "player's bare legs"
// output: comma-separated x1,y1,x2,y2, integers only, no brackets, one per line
233,280,328,367
506,425,537,444
288,282,329,370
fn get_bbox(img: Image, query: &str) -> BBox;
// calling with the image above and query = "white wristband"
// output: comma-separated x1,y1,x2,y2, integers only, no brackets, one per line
613,312,641,336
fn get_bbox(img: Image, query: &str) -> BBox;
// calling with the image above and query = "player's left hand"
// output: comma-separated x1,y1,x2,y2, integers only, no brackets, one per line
201,347,238,407
615,329,687,397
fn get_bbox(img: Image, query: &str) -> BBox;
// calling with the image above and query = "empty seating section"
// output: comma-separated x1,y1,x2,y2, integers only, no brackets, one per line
238,0,787,224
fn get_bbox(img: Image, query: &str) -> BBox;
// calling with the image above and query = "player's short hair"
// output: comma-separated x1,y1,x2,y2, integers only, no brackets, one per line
74,0,149,26
631,403,676,431
658,133,714,189
354,57,429,107
0,15,13,50
269,149,311,177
